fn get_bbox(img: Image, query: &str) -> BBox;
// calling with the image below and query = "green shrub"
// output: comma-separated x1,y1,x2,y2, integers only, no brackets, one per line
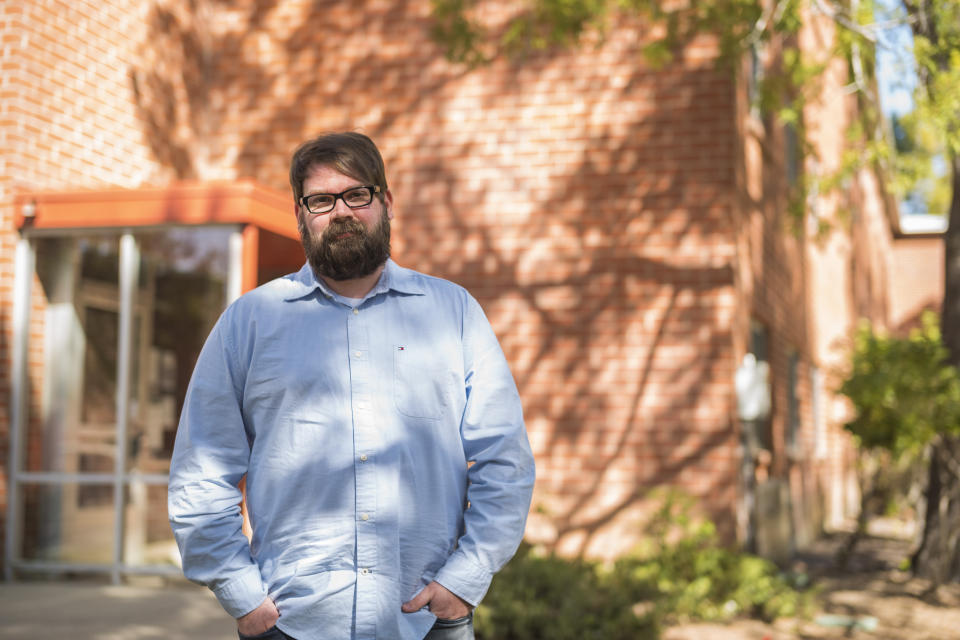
474,543,660,640
475,492,813,638
840,312,960,455
612,493,814,623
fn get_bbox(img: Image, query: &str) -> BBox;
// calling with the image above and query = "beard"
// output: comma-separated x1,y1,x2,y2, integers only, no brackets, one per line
299,207,391,282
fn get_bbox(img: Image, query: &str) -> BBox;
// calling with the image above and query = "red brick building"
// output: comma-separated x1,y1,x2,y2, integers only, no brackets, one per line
0,0,944,578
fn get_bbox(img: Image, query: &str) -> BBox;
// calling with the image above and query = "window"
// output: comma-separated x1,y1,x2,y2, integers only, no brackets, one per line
784,122,800,186
749,320,774,451
748,42,765,119
786,351,801,456
811,366,826,459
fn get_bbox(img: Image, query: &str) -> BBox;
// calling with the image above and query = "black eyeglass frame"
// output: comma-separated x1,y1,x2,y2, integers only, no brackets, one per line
299,185,382,215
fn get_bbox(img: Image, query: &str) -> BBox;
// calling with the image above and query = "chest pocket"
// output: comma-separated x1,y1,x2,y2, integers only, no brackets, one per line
393,346,449,420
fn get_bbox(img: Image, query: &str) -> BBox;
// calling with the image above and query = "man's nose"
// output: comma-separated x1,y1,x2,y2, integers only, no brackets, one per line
328,198,355,219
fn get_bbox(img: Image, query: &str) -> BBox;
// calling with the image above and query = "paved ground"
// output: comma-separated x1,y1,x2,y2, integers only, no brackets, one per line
3,524,959,639
664,573,960,640
0,578,237,639
665,529,960,640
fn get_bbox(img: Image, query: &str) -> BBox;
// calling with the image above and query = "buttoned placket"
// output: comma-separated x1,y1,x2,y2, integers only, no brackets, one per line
346,301,378,639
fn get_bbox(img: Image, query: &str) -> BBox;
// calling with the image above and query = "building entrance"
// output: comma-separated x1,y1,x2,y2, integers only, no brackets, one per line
11,228,233,579
5,181,304,582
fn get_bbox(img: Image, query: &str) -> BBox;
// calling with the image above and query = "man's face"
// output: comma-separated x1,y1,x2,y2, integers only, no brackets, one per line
296,164,394,282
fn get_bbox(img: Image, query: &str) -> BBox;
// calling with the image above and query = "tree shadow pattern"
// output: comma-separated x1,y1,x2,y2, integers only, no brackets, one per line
129,0,793,557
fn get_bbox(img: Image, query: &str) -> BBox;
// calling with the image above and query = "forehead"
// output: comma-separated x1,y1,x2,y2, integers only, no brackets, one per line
302,164,362,192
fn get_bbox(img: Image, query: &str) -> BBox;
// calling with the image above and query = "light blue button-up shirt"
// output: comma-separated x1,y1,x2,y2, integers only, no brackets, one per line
168,259,535,640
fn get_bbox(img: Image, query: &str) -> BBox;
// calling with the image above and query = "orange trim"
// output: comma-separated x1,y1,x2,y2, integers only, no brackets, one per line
241,225,260,293
13,180,298,240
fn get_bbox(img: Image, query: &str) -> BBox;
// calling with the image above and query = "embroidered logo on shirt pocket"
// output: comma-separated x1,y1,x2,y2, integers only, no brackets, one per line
393,346,447,420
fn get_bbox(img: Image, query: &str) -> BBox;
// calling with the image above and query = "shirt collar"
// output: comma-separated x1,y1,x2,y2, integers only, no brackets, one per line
281,259,425,302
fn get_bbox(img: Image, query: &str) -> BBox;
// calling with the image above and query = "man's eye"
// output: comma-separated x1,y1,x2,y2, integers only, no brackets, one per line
345,190,369,204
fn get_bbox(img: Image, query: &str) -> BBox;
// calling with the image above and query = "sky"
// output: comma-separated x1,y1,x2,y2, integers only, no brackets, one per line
874,0,916,117
871,0,950,220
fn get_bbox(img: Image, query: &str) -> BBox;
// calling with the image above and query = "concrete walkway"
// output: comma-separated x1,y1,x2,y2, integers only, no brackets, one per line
0,579,237,639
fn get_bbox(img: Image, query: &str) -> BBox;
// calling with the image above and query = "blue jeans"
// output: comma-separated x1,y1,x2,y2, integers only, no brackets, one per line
236,613,474,640
424,612,475,640
238,627,292,640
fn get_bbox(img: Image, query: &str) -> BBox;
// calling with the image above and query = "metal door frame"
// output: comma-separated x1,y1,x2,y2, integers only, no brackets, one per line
5,226,244,582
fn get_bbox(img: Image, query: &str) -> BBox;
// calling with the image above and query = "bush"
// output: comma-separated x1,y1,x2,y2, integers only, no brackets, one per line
840,312,960,454
474,543,660,640
475,492,812,639
613,492,813,623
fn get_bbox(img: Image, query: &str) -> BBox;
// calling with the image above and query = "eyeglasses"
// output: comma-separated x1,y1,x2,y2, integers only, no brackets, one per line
299,185,381,215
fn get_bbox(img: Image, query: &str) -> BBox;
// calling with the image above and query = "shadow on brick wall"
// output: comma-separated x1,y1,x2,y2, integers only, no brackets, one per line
128,0,742,557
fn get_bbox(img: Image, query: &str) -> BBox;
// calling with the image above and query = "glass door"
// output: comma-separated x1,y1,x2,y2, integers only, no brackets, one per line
10,227,235,580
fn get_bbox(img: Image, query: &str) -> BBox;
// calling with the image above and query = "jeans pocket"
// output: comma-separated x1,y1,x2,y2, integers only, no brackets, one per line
432,612,473,628
238,625,288,640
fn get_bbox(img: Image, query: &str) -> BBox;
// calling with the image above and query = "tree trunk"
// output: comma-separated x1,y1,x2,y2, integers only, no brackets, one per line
911,436,960,584
836,452,886,569
942,153,960,367
912,153,960,584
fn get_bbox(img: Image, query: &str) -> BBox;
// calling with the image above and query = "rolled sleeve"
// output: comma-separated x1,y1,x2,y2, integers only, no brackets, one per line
434,551,494,606
212,564,270,618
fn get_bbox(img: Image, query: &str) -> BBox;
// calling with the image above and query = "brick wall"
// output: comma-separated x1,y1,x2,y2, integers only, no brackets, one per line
1,0,909,565
890,235,944,332
101,0,743,557
732,8,904,551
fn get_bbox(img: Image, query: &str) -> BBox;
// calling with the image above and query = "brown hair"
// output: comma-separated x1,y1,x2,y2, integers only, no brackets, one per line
289,132,388,204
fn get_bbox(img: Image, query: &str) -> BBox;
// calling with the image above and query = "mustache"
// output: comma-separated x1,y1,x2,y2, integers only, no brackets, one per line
322,217,367,241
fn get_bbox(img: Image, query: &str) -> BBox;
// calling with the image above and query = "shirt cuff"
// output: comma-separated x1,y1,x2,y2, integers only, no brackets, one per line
434,552,494,607
212,564,269,619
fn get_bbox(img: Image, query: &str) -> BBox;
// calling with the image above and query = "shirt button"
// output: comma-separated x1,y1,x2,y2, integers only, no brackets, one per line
360,513,369,521
360,568,370,575
360,454,368,462
354,351,362,358
353,308,359,315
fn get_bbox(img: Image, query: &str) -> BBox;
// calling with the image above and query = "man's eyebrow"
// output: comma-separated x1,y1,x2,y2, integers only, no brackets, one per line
303,184,365,196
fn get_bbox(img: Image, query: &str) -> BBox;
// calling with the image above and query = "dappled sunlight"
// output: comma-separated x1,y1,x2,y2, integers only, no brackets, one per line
119,0,872,561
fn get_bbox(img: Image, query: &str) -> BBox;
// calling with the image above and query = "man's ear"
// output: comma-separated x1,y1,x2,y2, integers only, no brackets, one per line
384,188,395,220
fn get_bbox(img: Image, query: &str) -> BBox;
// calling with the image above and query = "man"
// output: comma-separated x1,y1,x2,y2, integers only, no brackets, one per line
168,131,535,640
